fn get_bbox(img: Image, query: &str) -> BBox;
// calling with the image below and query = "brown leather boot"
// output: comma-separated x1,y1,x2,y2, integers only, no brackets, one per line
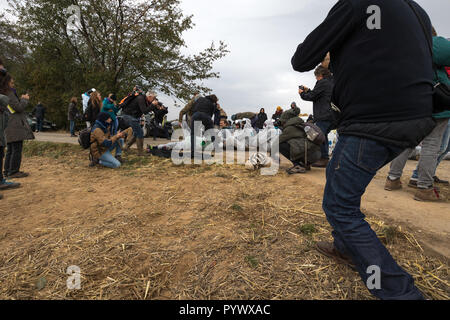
384,177,402,191
316,241,356,270
136,138,148,156
414,187,442,202
311,158,329,168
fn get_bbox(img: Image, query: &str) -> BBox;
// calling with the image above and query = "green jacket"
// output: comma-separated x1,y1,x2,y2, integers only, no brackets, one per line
277,106,321,163
101,98,120,121
432,36,450,119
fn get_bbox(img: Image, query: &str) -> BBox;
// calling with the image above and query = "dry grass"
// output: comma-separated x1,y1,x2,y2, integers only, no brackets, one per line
0,141,448,300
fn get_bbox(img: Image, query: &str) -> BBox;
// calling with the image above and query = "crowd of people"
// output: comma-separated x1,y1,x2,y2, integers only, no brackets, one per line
1,0,449,301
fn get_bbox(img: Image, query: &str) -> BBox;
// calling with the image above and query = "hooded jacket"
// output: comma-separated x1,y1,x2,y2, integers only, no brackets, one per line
277,106,320,163
291,0,436,149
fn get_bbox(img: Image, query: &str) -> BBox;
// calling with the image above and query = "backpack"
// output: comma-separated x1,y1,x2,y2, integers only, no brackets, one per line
118,92,140,109
78,127,92,149
299,122,326,146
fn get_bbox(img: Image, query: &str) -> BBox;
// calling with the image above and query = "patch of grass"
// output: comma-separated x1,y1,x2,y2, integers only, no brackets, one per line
231,203,243,212
299,224,318,236
245,256,259,269
23,141,83,159
121,156,154,169
379,226,402,245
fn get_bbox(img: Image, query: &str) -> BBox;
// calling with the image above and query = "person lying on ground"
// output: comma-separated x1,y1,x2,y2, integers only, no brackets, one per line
274,105,321,175
90,112,132,168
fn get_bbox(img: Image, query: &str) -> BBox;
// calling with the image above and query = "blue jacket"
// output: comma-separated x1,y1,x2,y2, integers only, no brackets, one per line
101,98,120,121
432,36,450,119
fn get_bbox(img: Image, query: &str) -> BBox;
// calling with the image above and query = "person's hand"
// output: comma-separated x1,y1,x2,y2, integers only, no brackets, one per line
22,94,30,100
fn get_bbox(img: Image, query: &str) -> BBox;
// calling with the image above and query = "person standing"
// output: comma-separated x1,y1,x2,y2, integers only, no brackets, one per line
385,29,450,201
255,108,268,131
1,74,35,179
82,89,95,127
68,97,80,137
0,91,21,198
32,102,46,132
272,107,284,123
299,66,334,168
291,0,435,300
84,91,102,127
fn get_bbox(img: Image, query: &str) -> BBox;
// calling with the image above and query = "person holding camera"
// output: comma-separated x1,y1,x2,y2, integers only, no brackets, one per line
0,72,34,179
122,89,159,156
298,66,334,168
90,112,132,168
152,102,169,141
291,0,436,300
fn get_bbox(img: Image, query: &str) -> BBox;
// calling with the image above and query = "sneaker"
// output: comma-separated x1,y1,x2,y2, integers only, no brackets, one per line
7,172,29,179
408,179,418,188
0,179,21,190
433,176,449,186
286,165,307,175
311,158,329,168
385,177,402,191
414,187,442,202
316,241,356,270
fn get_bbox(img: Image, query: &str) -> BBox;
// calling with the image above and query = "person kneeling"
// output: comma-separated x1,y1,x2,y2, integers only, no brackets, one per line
90,112,132,169
277,105,321,174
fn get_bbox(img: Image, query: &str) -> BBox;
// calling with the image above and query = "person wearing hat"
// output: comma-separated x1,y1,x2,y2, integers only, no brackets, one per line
90,112,132,168
272,106,284,123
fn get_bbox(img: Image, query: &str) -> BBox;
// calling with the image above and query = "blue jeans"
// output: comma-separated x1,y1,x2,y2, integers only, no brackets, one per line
323,135,423,300
121,115,144,139
36,118,44,132
315,121,333,159
99,142,122,169
70,120,75,136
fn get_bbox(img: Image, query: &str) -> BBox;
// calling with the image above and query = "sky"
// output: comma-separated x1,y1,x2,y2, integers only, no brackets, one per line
1,0,449,120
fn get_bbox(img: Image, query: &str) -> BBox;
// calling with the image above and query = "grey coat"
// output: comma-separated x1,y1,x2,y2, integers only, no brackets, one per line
4,90,35,143
0,94,9,147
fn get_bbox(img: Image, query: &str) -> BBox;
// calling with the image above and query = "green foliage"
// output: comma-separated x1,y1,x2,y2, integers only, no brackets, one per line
299,224,317,236
2,0,229,127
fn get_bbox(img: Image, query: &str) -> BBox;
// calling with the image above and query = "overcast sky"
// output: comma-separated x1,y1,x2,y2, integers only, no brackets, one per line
1,0,449,120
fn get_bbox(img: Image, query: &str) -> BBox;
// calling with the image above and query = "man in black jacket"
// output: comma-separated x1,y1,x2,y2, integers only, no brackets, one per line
291,0,435,300
32,102,46,132
190,95,219,160
122,90,158,156
299,66,334,167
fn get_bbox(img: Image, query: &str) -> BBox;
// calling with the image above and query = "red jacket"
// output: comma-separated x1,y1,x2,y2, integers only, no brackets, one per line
445,66,450,78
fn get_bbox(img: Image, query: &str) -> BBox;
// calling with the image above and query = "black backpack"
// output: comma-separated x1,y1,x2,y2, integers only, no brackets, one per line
78,127,92,149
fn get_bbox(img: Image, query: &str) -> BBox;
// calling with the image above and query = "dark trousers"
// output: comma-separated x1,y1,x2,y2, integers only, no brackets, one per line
0,146,4,181
4,141,24,176
279,142,301,167
190,112,214,158
36,117,44,132
323,135,423,300
315,121,333,159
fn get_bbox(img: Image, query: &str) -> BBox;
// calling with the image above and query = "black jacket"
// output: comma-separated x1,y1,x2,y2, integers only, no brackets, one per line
291,0,436,148
84,99,101,123
300,78,334,122
255,112,268,129
154,107,168,125
32,104,46,119
192,97,217,118
122,94,154,119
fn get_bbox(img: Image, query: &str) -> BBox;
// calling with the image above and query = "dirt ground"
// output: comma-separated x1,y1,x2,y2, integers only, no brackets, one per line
0,141,448,300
